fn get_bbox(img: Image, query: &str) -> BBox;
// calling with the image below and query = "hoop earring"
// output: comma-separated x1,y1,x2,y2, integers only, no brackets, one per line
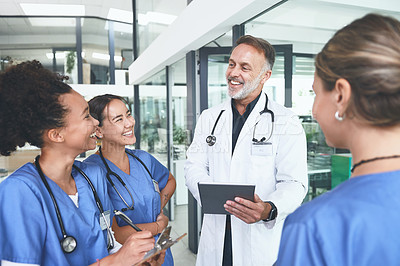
335,111,344,121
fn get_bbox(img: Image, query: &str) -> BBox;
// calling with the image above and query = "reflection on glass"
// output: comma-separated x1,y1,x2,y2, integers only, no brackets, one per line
301,116,334,200
0,17,76,74
82,18,110,84
136,0,187,56
171,58,188,206
292,55,315,116
139,69,167,166
264,54,283,105
208,54,229,108
113,21,133,71
205,31,232,47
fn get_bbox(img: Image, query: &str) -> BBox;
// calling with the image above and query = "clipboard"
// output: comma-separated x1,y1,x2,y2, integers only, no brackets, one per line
198,182,255,215
134,226,186,265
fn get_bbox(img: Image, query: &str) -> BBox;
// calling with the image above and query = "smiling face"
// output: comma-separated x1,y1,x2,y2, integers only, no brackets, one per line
97,99,136,147
226,43,271,100
57,90,99,154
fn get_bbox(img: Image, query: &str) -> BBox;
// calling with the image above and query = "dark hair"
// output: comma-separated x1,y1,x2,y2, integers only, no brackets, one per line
88,94,130,127
0,60,72,156
315,13,400,126
235,35,276,70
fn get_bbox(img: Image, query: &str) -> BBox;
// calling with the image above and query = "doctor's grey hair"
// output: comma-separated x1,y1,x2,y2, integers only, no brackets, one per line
235,35,276,70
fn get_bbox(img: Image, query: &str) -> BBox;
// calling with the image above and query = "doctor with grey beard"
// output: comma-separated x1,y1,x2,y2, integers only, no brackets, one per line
185,35,308,266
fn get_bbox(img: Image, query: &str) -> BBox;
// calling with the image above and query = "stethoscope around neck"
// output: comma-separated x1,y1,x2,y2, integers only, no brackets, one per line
34,155,114,254
98,146,156,212
206,93,275,146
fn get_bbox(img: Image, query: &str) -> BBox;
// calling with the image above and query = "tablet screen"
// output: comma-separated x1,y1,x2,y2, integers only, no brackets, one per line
198,182,255,215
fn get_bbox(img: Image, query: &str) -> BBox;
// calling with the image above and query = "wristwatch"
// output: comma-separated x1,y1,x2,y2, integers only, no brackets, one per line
263,201,277,222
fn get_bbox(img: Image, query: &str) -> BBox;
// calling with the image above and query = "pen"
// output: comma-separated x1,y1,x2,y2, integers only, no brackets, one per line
113,210,142,231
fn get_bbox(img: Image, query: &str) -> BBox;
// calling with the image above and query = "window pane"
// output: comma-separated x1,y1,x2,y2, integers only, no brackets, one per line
136,0,186,56
82,18,109,84
139,69,167,166
0,17,76,74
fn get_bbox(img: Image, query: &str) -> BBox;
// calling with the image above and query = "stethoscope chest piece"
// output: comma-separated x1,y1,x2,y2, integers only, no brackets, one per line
206,109,225,146
61,235,77,253
206,135,216,146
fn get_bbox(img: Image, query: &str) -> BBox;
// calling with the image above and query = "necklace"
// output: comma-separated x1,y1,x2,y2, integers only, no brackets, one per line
351,155,400,173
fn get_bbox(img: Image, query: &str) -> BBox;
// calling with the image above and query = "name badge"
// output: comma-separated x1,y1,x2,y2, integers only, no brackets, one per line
99,210,111,230
251,142,273,156
153,179,160,194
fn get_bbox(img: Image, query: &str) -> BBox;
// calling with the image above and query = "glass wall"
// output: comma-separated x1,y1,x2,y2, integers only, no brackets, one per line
207,54,229,108
81,18,110,84
170,58,188,207
139,69,168,166
0,16,132,83
244,0,400,199
114,21,134,70
265,54,284,105
0,15,133,180
135,0,187,56
0,17,76,73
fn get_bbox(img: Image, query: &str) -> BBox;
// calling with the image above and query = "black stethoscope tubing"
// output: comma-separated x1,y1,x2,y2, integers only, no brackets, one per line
35,155,114,253
206,110,225,146
98,147,155,212
252,94,275,143
206,93,274,146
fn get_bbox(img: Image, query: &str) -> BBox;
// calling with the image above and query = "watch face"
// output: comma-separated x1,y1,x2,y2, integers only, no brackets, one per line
267,201,277,220
269,208,277,220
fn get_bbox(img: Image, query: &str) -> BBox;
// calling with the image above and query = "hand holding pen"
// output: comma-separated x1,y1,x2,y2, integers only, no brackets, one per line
114,210,142,232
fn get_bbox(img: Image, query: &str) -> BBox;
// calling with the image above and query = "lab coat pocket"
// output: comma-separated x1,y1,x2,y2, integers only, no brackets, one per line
250,221,283,265
247,153,275,189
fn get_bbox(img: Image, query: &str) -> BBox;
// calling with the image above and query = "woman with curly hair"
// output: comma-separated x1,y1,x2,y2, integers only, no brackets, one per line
276,14,400,265
0,61,157,265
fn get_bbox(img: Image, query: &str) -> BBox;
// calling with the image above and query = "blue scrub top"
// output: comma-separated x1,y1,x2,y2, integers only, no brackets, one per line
276,170,400,265
85,148,174,266
0,161,113,266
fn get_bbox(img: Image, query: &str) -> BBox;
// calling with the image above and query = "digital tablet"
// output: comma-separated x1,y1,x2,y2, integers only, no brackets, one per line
198,182,255,215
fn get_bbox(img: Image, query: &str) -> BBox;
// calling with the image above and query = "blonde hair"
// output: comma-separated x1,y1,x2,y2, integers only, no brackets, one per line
315,13,400,126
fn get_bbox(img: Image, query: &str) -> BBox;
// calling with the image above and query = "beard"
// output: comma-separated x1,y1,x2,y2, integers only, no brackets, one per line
227,70,265,100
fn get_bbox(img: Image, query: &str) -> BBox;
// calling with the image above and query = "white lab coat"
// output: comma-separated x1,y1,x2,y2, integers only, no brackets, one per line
184,93,308,266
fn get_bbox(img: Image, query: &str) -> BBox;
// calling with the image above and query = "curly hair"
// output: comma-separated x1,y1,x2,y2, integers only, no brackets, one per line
0,60,72,156
315,13,400,126
88,94,130,127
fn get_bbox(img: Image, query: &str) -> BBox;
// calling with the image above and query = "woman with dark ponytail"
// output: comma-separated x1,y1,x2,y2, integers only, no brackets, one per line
276,14,400,265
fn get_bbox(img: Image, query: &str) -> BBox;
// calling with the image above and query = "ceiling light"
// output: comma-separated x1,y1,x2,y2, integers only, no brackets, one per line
20,3,85,16
107,8,176,26
46,52,65,59
92,52,123,62
29,18,78,27
46,51,85,60
138,11,177,26
20,3,85,27
107,8,133,23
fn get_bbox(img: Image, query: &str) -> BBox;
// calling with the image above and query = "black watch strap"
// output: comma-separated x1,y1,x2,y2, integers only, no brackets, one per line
263,201,277,222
